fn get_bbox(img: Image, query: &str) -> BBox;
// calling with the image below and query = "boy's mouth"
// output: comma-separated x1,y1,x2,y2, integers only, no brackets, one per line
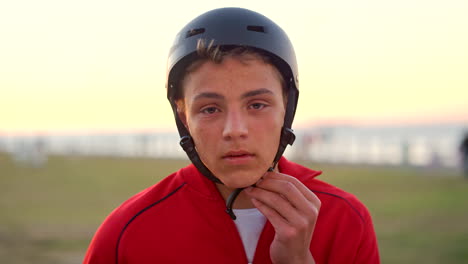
223,150,254,158
222,150,255,164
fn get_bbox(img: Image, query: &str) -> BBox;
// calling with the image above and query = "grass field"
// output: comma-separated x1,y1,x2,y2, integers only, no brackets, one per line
1,153,467,263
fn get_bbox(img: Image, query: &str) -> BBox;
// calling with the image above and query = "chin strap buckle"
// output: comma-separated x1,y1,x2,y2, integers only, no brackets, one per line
282,127,296,146
272,127,296,165
179,135,195,153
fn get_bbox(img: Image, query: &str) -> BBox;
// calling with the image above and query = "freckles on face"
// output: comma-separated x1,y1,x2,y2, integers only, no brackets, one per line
181,57,285,188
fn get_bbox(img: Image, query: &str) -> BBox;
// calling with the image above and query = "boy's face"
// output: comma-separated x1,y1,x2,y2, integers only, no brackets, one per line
178,56,285,188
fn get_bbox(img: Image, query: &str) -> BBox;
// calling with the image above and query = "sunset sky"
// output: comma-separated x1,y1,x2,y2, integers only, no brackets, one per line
1,0,467,134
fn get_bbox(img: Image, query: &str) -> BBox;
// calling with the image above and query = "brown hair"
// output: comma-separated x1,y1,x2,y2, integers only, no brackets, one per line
175,39,286,101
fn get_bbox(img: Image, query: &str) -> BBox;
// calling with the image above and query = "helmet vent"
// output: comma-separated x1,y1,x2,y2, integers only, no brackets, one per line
247,25,266,33
186,28,205,38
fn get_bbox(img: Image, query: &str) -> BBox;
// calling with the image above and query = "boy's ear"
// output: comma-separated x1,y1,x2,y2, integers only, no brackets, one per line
175,100,188,128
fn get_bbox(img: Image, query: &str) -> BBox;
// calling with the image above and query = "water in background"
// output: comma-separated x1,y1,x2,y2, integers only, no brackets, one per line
1,123,466,169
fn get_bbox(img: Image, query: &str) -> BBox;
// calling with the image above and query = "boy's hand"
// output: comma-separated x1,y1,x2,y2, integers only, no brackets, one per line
245,171,320,264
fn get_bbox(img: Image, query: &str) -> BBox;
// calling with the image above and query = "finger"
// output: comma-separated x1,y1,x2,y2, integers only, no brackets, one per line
246,186,302,224
262,171,320,205
254,175,320,215
250,197,296,235
254,178,310,213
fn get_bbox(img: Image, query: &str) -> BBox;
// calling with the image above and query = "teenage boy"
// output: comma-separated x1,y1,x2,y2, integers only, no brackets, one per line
84,7,380,264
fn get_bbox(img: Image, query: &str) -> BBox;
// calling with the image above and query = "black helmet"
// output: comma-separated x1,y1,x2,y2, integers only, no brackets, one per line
166,7,298,185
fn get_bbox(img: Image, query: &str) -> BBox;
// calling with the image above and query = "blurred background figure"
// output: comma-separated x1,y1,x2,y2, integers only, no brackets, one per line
460,131,468,178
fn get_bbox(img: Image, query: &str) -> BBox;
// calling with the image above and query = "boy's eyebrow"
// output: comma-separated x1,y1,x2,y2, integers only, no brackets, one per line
241,88,273,99
193,92,224,101
193,88,273,101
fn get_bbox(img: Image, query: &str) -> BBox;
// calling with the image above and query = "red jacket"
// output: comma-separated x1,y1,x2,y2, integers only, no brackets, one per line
84,157,380,264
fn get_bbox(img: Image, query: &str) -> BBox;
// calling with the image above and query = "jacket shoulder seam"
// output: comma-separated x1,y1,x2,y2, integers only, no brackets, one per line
115,182,186,264
310,189,366,223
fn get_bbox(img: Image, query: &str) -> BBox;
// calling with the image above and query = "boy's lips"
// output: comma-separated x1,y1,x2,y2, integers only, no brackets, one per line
222,150,255,164
223,150,253,158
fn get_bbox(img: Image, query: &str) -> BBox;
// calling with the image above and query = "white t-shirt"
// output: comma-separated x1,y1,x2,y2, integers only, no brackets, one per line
233,208,267,264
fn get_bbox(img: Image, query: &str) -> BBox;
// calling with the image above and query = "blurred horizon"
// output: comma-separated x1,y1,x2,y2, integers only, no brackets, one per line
1,122,466,171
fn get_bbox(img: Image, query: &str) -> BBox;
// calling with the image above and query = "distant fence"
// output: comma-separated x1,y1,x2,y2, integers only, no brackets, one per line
288,132,459,168
1,124,466,168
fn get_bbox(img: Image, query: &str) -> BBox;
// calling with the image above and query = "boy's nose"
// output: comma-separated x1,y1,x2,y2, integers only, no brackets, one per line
222,110,248,140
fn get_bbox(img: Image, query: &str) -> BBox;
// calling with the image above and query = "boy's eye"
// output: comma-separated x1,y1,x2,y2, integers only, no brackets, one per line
201,106,219,114
249,103,266,110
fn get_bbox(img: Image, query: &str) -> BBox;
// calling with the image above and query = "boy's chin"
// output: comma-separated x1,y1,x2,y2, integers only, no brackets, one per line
221,177,261,189
214,167,268,188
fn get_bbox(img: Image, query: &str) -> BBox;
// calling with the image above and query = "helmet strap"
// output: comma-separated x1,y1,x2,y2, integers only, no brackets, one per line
171,101,223,184
272,80,298,164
